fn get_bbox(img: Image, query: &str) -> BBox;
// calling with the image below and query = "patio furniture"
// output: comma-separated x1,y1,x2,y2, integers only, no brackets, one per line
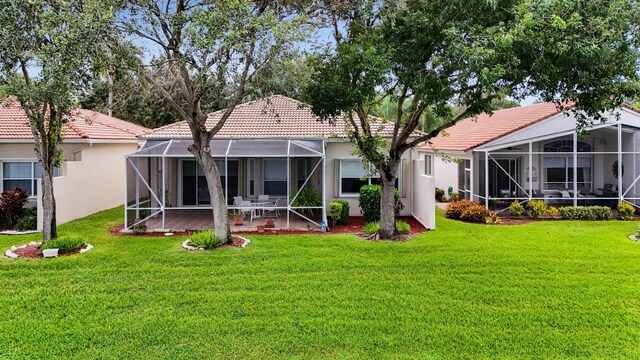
262,198,282,218
258,194,270,202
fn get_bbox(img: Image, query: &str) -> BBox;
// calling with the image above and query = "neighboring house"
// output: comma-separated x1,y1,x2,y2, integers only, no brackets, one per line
125,95,435,231
421,102,640,209
0,97,148,228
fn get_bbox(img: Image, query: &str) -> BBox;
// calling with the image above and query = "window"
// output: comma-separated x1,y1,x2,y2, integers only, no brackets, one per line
424,154,433,176
246,159,255,196
543,157,592,190
543,139,593,191
2,161,59,197
263,159,287,196
339,159,399,196
297,159,308,189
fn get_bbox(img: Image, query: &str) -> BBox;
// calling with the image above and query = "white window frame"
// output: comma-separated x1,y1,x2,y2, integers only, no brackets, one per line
1,160,58,198
262,158,288,196
338,159,401,197
424,154,433,176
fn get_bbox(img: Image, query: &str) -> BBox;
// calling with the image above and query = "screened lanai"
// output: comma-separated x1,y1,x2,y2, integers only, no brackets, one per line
124,139,327,231
468,118,640,211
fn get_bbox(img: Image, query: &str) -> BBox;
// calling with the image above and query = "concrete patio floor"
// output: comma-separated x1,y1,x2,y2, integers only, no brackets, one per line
144,209,322,231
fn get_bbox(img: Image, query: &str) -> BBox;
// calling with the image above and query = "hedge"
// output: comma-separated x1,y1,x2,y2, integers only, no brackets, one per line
358,185,403,223
559,206,612,220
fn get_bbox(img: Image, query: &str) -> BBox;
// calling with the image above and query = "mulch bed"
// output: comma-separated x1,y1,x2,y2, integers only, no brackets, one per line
329,216,426,234
219,236,249,248
11,244,84,259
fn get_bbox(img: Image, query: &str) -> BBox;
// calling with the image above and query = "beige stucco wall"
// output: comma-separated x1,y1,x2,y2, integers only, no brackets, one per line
37,142,139,228
325,141,416,217
411,156,436,229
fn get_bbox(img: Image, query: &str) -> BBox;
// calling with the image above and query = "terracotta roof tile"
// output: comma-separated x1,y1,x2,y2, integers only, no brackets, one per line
0,98,148,141
142,95,423,140
426,102,570,152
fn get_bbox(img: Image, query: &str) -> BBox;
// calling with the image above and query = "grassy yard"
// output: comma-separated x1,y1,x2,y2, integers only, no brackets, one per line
1,208,639,359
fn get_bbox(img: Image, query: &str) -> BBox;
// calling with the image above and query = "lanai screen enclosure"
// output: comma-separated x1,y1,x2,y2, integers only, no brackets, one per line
124,139,327,231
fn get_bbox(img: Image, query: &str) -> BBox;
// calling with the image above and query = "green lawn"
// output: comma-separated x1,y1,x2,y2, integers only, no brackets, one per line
1,208,639,359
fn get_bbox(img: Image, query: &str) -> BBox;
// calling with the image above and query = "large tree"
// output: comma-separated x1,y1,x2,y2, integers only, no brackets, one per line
306,0,640,239
0,0,116,242
116,0,313,243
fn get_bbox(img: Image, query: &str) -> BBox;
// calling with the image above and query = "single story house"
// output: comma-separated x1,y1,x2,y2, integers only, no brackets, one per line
124,95,435,231
421,102,640,209
0,97,148,228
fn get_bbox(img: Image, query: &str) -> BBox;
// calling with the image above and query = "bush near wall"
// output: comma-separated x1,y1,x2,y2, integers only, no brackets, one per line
358,185,403,223
435,187,445,202
617,201,635,220
559,206,612,220
460,203,491,223
334,200,350,224
445,200,476,220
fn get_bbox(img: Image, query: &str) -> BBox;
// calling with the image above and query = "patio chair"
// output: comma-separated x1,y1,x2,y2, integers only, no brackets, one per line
239,200,261,221
258,194,270,202
233,196,243,206
262,198,282,218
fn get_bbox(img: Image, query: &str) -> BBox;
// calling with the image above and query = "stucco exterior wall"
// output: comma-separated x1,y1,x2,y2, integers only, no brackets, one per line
412,157,435,229
325,141,415,216
37,142,139,228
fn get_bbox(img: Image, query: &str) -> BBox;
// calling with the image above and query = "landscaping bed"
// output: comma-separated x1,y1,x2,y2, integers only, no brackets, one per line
330,216,426,234
6,242,93,259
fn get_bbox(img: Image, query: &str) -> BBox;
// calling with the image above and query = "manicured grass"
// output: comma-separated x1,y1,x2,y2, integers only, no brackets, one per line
1,207,640,359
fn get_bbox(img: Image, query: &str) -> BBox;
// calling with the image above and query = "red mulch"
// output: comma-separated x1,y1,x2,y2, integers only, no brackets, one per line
11,244,84,259
218,236,249,248
329,216,426,234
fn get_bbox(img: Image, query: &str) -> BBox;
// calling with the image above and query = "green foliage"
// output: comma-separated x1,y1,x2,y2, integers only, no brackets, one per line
636,223,640,237
0,187,29,226
14,207,37,231
527,200,547,220
559,206,612,221
445,200,476,220
40,235,86,253
335,200,350,225
435,188,445,202
292,187,322,216
509,201,526,219
460,203,491,223
329,202,343,227
617,201,635,221
363,222,380,235
395,220,411,234
358,185,402,223
130,221,147,234
189,230,220,250
547,206,559,218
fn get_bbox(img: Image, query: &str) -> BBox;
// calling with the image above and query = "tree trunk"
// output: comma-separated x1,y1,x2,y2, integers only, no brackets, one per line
379,166,399,240
190,139,231,244
40,168,57,242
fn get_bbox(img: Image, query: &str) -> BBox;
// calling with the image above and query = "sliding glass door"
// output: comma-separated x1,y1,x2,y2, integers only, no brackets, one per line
181,159,238,206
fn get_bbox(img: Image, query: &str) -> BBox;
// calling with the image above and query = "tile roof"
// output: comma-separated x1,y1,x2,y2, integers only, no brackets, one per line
142,95,423,140
0,97,148,141
425,102,571,152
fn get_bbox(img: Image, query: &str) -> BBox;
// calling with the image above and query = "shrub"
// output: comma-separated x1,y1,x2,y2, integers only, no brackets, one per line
449,192,460,202
546,206,559,218
527,200,547,219
292,187,322,216
15,215,37,231
559,206,612,220
329,201,343,226
363,222,380,235
189,230,220,249
130,221,147,234
509,201,526,218
358,185,403,223
334,200,350,225
40,235,86,253
617,201,635,221
460,203,491,223
445,200,475,220
0,187,29,226
395,220,411,234
435,187,445,202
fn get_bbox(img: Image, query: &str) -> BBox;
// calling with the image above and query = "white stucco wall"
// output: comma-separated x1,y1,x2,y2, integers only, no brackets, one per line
37,142,139,228
325,141,414,216
412,158,435,229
